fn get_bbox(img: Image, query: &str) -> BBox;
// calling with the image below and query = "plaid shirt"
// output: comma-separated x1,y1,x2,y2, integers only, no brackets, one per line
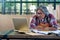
30,14,59,29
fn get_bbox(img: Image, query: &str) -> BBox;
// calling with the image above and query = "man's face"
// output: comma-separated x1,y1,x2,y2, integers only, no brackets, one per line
36,9,45,19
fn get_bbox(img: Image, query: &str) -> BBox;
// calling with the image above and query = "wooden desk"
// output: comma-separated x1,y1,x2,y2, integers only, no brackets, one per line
0,31,60,39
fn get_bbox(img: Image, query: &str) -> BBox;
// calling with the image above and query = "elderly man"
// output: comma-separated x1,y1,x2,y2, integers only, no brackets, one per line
30,5,59,32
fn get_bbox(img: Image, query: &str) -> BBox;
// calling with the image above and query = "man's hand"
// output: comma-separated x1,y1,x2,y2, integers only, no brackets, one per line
35,26,44,31
39,23,49,27
35,26,57,31
47,27,57,31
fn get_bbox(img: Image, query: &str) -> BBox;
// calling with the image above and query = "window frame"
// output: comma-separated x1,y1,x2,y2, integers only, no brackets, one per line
0,0,60,15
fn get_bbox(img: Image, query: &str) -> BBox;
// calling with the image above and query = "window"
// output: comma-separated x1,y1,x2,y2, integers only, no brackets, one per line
0,3,2,14
16,0,20,1
10,0,15,1
5,3,16,14
16,3,20,14
27,3,37,14
0,0,60,15
56,0,60,2
22,0,36,1
22,3,37,15
6,0,15,1
28,0,37,1
22,3,26,15
22,0,26,1
5,3,11,14
39,0,54,2
0,0,2,2
6,0,10,1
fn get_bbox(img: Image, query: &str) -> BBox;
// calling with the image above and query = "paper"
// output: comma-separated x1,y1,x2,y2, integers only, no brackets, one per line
30,29,60,35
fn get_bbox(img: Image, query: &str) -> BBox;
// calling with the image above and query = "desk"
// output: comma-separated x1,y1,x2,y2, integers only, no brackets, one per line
0,31,60,40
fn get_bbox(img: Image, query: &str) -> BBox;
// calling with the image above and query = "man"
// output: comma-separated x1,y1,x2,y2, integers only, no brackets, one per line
30,5,59,32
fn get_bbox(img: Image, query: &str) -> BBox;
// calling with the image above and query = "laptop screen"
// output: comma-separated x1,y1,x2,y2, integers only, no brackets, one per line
13,18,28,31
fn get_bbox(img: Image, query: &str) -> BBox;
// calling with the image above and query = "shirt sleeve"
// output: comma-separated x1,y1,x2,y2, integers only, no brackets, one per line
49,14,59,29
30,16,37,29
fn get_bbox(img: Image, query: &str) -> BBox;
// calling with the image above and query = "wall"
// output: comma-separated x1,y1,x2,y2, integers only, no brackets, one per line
0,15,14,32
0,15,33,33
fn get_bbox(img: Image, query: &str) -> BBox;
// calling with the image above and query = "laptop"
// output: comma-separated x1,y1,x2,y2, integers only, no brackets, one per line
13,18,29,33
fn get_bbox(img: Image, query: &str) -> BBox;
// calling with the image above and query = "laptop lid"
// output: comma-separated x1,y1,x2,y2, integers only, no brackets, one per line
13,18,29,32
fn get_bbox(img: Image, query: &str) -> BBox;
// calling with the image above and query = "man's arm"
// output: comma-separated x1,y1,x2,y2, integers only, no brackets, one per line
49,14,59,29
30,17,36,29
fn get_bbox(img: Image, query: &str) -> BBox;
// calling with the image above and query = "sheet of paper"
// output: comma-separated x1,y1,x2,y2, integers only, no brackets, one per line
30,29,60,35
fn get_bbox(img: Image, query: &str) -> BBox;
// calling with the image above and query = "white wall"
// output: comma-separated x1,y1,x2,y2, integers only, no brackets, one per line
47,4,60,20
0,15,14,32
0,15,33,33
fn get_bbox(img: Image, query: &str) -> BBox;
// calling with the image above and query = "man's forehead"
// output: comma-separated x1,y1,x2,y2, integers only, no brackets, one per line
36,9,44,12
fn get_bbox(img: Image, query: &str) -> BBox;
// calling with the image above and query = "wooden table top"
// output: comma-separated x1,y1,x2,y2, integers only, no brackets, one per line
0,31,60,39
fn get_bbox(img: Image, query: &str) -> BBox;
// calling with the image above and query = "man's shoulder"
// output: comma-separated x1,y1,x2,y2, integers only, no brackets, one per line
48,14,55,18
48,14,53,16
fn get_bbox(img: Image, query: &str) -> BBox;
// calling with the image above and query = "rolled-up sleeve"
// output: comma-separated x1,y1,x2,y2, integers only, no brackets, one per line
30,17,36,29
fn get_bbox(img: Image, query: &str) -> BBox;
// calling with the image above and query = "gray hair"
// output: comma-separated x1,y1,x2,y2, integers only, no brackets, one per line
36,5,50,16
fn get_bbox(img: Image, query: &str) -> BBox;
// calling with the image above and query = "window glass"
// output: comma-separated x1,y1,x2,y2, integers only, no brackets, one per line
16,3,20,14
0,3,2,14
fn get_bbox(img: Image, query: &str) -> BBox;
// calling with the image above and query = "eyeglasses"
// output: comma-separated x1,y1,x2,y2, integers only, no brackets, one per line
37,13,42,14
